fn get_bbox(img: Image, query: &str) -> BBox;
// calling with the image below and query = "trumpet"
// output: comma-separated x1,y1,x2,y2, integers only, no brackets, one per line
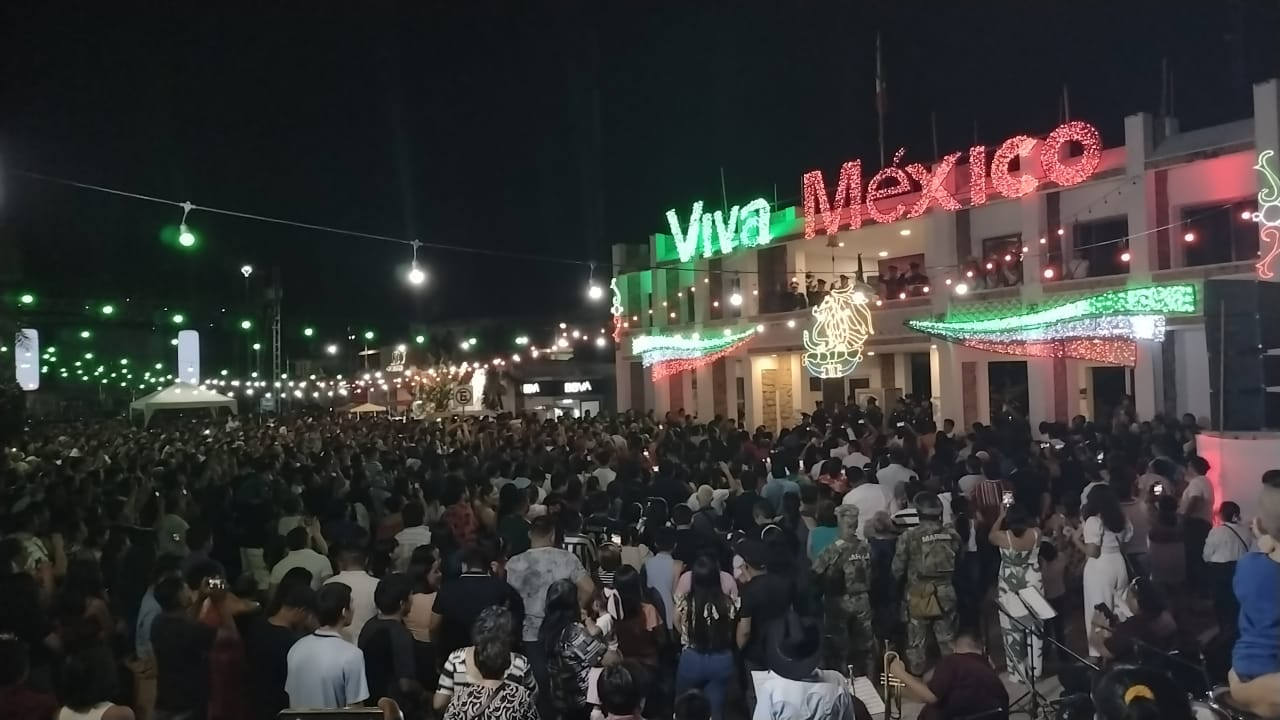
880,646,905,720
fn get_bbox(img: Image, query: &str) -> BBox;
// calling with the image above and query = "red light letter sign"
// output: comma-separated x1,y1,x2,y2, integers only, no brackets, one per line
991,135,1040,198
1040,121,1102,187
802,161,863,239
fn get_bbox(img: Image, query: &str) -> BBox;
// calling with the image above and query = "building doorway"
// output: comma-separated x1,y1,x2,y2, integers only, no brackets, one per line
988,361,1029,423
909,352,932,400
1090,366,1128,424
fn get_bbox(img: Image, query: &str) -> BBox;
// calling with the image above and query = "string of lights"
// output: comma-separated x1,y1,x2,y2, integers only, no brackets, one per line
17,170,1250,284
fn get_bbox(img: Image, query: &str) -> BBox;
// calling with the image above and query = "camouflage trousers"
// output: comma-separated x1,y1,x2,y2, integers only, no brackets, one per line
822,594,876,678
904,611,956,675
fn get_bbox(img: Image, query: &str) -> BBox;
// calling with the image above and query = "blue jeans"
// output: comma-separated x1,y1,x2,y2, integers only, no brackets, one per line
675,648,735,720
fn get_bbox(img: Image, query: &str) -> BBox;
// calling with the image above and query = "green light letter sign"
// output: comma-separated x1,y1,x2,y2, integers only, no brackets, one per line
665,198,772,263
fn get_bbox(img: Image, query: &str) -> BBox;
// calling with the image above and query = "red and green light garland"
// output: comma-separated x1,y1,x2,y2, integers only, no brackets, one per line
633,327,756,381
906,284,1197,365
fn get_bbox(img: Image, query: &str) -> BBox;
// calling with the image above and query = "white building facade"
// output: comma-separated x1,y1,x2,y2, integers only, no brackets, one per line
611,80,1280,433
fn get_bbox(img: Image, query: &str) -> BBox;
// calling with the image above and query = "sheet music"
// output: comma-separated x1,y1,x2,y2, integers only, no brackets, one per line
1018,587,1058,620
853,676,886,716
750,672,885,715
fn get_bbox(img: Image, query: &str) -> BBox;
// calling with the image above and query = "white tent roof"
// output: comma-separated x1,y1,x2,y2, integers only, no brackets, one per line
129,382,237,424
348,402,388,414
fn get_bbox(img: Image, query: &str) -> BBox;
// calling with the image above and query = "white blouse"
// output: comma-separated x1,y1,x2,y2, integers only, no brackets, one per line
1083,515,1133,555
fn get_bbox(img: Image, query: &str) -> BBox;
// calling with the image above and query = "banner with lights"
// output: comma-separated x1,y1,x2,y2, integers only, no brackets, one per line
906,284,1197,366
633,327,756,381
803,121,1102,238
803,284,876,378
1256,150,1280,279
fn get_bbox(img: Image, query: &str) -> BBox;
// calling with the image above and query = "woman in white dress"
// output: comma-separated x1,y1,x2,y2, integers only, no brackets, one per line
989,502,1043,685
1074,484,1133,661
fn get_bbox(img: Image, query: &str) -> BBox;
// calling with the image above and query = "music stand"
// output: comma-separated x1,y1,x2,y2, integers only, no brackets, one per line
996,587,1056,719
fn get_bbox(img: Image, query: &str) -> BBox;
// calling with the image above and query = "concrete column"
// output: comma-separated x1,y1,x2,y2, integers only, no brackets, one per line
1124,113,1157,279
652,369,670,416
615,353,631,413
1020,193,1049,301
653,268,672,330
694,364,716,421
893,352,910,395
679,369,696,419
1134,339,1164,421
924,208,957,313
933,343,963,425
678,265,697,325
1026,357,1056,431
724,357,742,426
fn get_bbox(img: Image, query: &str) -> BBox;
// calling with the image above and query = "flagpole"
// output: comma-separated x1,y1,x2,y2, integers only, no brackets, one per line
876,32,886,167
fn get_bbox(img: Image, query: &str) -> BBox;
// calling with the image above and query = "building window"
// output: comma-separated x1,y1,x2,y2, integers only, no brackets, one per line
1182,200,1258,267
1071,217,1129,278
968,234,1023,289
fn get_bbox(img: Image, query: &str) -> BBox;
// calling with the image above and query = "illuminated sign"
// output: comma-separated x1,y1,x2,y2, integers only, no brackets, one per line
1255,150,1280,279
802,121,1103,238
803,286,874,378
15,329,39,391
665,197,773,263
519,380,599,395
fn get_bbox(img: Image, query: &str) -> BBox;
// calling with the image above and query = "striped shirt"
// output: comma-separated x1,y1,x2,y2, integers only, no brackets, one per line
435,647,535,698
561,534,598,577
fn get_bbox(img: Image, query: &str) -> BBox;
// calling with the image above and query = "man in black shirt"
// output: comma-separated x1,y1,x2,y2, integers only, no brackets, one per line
737,540,793,671
358,574,421,716
243,583,315,720
429,542,524,657
728,469,762,534
151,574,219,720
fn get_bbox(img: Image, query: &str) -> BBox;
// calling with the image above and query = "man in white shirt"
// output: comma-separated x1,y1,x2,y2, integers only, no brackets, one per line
393,502,432,572
591,449,617,489
286,583,369,709
842,445,873,473
323,544,380,643
270,526,334,590
1179,456,1216,524
956,455,986,497
841,466,889,539
875,449,918,498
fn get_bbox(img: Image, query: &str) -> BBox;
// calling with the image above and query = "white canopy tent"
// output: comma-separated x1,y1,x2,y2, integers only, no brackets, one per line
347,402,388,414
129,382,238,425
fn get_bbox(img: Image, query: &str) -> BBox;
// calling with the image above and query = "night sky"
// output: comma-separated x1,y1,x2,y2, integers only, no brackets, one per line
3,2,1279,340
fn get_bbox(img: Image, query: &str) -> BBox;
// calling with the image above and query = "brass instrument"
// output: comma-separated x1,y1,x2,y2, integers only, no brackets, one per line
880,646,905,720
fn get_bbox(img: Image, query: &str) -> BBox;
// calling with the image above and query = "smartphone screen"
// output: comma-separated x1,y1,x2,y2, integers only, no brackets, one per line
1001,491,1014,507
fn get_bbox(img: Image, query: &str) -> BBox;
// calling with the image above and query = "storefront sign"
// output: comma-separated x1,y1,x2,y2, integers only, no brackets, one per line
519,380,599,395
665,197,773,263
802,121,1103,239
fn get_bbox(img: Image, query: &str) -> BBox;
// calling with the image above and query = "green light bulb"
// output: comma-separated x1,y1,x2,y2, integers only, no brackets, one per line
172,313,185,324
303,327,315,338
100,304,115,315
80,330,91,339
18,293,35,305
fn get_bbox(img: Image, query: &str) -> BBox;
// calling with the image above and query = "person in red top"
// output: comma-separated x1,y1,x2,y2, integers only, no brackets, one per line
0,635,58,720
442,478,479,549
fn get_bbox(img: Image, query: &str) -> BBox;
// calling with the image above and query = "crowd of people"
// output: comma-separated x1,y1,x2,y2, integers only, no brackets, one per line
0,396,1277,720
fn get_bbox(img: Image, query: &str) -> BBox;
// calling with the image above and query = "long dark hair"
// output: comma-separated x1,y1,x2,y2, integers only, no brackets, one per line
539,578,582,657
1087,484,1127,534
687,556,732,651
614,565,645,619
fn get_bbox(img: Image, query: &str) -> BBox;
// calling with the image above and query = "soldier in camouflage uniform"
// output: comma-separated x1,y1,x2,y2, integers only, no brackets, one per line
812,504,876,677
891,492,961,674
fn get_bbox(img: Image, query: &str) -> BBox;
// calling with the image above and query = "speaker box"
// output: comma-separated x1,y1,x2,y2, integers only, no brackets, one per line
1204,279,1280,431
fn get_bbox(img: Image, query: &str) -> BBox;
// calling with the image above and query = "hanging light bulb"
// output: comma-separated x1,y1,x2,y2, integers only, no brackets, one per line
729,292,743,307
406,240,426,285
586,263,604,300
954,282,969,295
594,336,607,348
1043,267,1056,279
1120,251,1132,262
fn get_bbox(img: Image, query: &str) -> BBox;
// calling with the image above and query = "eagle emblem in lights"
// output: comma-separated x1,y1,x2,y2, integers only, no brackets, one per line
803,284,875,378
